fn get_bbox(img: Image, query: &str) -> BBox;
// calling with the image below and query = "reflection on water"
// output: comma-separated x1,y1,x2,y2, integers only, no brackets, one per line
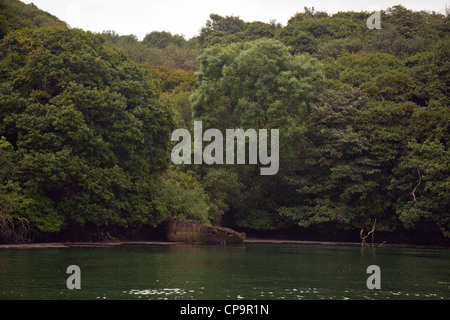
0,243,448,300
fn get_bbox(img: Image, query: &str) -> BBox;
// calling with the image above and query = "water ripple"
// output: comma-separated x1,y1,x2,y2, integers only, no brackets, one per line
129,288,187,298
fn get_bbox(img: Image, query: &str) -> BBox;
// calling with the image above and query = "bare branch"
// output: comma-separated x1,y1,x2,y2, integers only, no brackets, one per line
360,219,377,246
412,169,422,202
439,225,450,238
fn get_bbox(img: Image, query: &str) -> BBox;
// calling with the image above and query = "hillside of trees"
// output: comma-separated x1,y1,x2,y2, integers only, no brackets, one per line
0,0,448,244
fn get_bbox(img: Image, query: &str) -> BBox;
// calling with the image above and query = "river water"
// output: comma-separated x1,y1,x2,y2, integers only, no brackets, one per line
0,243,448,300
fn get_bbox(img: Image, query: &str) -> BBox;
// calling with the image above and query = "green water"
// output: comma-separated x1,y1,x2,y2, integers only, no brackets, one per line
0,243,448,300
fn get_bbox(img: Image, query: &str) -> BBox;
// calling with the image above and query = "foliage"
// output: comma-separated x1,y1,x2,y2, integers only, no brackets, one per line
190,7,449,239
278,87,386,230
0,0,66,39
102,31,200,71
0,2,448,242
191,39,322,132
362,5,445,57
152,169,215,225
0,27,174,236
191,38,323,229
143,31,186,49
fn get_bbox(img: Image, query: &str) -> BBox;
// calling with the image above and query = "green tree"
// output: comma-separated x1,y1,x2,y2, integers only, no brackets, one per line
192,39,321,132
278,87,387,231
392,99,450,238
198,14,246,46
152,169,215,225
142,31,186,49
200,13,245,36
363,5,445,57
191,39,322,229
243,21,278,40
0,27,174,236
0,0,66,39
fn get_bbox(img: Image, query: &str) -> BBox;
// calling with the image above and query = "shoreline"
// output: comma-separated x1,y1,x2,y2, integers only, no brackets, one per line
0,241,177,249
245,239,450,249
0,239,448,250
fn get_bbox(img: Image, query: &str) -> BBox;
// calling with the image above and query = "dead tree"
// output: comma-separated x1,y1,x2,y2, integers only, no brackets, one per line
0,214,31,244
360,219,377,247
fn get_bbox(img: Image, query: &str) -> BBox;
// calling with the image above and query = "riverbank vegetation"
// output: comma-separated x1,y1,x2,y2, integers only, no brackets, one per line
0,0,448,245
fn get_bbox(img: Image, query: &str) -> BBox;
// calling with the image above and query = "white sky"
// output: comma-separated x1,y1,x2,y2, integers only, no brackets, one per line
21,0,449,40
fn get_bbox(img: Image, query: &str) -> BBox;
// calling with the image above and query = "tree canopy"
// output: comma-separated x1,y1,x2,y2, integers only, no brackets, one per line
0,1,448,244
0,27,174,238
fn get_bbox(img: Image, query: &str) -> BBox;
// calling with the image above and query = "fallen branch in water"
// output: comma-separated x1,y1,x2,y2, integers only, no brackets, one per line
378,241,387,247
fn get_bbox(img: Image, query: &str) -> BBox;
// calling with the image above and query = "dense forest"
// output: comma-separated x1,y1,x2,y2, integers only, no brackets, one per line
0,0,448,244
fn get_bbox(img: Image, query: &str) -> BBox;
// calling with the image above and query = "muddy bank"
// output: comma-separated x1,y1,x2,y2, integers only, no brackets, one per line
244,239,450,249
1,219,449,248
1,239,449,250
239,223,450,248
0,241,177,249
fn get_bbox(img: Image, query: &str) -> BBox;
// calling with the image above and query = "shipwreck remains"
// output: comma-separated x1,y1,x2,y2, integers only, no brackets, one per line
165,219,246,244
